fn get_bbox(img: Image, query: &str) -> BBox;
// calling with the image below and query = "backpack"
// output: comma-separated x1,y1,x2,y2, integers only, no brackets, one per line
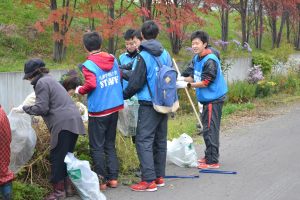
147,54,179,114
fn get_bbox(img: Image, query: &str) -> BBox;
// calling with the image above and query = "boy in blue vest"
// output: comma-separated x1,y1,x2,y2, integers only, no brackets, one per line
123,20,170,192
75,31,124,190
177,30,228,169
120,29,143,83
119,29,138,89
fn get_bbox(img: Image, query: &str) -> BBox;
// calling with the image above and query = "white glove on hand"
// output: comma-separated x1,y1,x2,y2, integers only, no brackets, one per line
12,105,24,113
177,76,185,81
75,86,82,94
176,80,188,89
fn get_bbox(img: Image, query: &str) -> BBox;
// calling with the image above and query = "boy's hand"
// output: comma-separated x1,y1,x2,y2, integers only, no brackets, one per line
75,86,82,94
176,80,188,89
177,76,185,81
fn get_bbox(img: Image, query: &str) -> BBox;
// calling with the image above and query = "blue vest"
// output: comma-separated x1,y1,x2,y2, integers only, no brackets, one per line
119,53,136,90
193,54,228,103
134,50,169,102
83,59,124,112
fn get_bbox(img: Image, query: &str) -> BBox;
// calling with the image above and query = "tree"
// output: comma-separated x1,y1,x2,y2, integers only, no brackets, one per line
80,0,137,54
205,0,232,50
23,0,78,62
230,0,249,45
252,0,263,49
155,0,204,54
263,0,280,48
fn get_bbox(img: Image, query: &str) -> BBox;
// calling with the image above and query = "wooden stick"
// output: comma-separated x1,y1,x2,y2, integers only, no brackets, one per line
172,59,203,130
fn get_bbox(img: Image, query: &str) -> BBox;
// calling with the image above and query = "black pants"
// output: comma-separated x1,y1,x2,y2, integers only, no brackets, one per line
88,112,119,180
135,105,168,182
201,101,224,164
50,130,78,183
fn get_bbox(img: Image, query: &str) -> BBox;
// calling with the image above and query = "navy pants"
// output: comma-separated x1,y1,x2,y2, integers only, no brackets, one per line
88,112,119,181
201,101,224,164
50,130,78,183
135,105,168,182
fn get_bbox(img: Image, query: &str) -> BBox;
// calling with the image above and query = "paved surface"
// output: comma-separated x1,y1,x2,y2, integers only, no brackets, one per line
68,102,300,200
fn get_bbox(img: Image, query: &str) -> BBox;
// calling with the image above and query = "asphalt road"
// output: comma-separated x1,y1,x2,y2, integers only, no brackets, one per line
68,102,300,200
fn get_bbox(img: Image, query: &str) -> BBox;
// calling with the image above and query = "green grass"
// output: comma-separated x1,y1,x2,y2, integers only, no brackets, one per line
222,102,255,118
168,114,198,139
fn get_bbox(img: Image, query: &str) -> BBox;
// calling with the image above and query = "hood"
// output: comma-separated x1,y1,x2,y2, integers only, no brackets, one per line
200,48,213,58
139,39,164,56
87,52,115,71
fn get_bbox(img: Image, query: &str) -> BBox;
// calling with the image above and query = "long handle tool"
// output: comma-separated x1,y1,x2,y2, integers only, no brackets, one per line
164,175,200,179
172,58,203,131
199,169,237,175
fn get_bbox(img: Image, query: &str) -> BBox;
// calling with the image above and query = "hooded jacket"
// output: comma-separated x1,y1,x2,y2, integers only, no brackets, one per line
79,52,124,116
123,39,165,105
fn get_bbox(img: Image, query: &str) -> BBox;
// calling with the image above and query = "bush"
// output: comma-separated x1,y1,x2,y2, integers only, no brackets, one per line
269,43,294,63
252,53,275,76
247,65,264,84
227,81,257,103
255,81,277,98
13,181,46,200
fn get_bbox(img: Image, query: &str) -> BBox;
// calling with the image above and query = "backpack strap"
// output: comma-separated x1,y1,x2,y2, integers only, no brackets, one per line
145,52,173,100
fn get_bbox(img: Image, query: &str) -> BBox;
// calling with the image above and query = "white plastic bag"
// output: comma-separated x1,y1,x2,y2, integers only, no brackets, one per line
117,98,139,136
167,133,198,168
64,153,106,200
8,111,37,173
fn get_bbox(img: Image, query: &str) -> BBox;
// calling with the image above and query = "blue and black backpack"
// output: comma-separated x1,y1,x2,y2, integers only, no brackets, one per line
147,54,179,114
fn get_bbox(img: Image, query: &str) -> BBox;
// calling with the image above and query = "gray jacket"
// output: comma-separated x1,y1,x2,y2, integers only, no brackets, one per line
23,74,85,149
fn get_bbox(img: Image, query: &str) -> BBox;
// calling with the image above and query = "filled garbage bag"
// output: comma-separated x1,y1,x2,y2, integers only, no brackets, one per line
167,133,198,168
117,98,139,137
64,153,106,200
8,111,37,173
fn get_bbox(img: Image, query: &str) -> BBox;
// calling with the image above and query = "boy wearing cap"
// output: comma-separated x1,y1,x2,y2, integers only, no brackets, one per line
22,58,85,200
76,32,124,190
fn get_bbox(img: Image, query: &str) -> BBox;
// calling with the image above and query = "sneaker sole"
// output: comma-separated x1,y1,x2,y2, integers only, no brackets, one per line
198,166,220,169
156,183,165,187
131,188,158,192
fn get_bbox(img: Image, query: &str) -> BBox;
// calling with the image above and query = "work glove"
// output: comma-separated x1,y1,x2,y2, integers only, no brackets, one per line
75,86,82,94
176,80,189,89
177,76,185,81
12,105,25,113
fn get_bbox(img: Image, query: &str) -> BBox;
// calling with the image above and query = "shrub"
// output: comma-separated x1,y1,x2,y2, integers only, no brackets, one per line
269,43,294,63
252,53,275,76
227,81,257,103
247,65,264,84
284,73,300,94
255,81,277,98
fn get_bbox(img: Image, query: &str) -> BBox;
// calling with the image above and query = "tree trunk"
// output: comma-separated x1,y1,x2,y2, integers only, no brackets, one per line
258,1,263,49
286,12,290,43
296,19,300,50
239,0,248,45
169,33,181,55
254,0,259,48
51,0,65,62
276,10,288,48
139,0,152,22
108,0,115,54
270,17,277,49
221,4,229,50
54,40,66,62
295,4,300,50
